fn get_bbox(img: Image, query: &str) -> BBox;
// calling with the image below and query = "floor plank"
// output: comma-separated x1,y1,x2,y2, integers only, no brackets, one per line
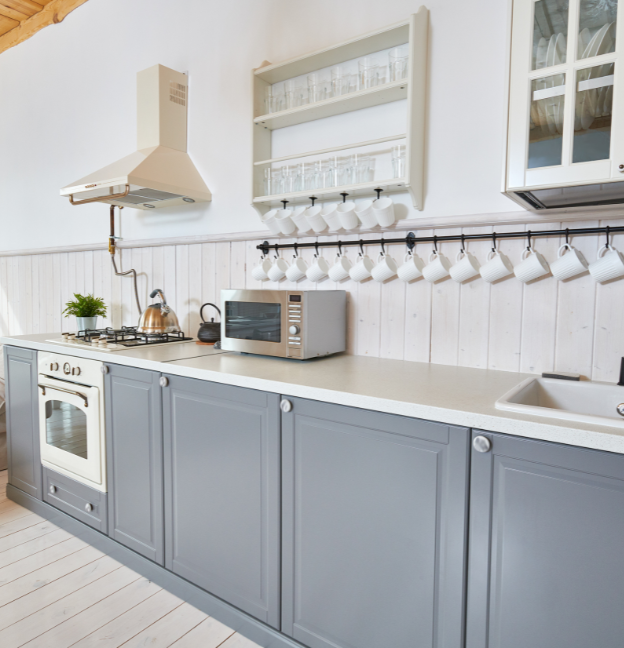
0,513,45,540
0,565,138,648
0,545,105,608
117,601,208,648
0,555,121,632
0,528,73,569
0,520,59,555
20,576,160,648
0,536,87,587
169,616,235,648
220,633,264,648
72,588,184,647
0,504,35,527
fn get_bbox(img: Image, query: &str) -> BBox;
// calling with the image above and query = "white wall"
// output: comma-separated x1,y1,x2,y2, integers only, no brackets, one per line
0,0,516,253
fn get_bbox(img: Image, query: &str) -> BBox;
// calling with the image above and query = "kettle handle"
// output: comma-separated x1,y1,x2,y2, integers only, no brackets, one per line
150,288,167,304
200,303,221,323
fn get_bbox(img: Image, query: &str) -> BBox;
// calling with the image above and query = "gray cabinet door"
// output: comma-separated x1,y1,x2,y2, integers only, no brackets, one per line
467,431,624,648
281,397,470,648
105,364,164,564
162,375,280,629
4,346,41,499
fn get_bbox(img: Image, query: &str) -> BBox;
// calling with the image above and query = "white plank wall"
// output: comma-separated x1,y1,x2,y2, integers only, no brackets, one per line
1,221,624,382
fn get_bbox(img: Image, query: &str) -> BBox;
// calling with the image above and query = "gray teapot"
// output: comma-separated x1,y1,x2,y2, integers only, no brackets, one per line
198,303,221,343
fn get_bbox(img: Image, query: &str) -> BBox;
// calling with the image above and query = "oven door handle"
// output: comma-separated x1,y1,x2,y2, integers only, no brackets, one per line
38,384,89,408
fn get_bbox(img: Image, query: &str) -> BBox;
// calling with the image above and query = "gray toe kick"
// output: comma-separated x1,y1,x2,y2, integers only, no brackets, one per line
467,430,624,648
280,397,471,648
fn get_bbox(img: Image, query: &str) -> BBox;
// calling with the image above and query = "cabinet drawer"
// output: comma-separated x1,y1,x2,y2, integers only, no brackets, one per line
43,467,107,533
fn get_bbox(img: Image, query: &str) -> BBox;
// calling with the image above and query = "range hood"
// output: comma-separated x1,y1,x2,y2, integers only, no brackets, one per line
61,64,211,210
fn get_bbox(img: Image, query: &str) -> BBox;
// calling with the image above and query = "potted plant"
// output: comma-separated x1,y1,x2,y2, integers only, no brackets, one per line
63,293,108,332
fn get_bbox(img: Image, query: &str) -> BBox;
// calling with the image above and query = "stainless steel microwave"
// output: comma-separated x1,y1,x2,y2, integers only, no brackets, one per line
220,290,346,360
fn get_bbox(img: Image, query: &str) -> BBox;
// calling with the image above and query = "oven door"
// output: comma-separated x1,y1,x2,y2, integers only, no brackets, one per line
38,375,102,486
221,290,288,357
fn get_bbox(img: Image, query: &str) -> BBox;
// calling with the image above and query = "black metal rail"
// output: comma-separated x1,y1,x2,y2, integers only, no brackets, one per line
257,225,624,254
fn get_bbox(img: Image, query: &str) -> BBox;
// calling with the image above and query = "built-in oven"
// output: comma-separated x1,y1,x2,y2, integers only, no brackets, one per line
38,352,107,492
220,289,347,360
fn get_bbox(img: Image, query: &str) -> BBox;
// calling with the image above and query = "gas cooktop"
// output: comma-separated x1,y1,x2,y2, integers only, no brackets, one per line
47,326,195,352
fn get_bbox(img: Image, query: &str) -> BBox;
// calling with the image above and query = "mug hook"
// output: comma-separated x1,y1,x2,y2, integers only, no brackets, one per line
526,230,532,252
310,196,317,207
565,228,570,245
340,192,349,203
281,200,289,210
338,241,343,256
460,234,466,254
315,241,320,256
433,235,438,253
274,243,279,259
606,225,611,249
491,232,497,253
374,188,383,201
406,231,416,253
293,242,299,258
380,238,386,256
359,239,364,256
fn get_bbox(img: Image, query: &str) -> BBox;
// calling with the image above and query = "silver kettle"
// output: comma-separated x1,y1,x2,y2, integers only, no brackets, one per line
137,289,181,334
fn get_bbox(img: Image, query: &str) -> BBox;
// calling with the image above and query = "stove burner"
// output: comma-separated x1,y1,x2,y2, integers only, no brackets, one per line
76,326,192,348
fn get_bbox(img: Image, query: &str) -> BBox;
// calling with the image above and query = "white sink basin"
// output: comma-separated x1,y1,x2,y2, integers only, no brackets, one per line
496,377,624,429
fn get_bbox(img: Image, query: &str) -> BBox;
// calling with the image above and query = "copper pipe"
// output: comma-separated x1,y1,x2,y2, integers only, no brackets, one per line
69,184,130,206
108,205,142,315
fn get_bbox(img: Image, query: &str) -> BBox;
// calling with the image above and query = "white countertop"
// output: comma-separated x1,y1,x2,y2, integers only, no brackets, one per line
4,333,624,455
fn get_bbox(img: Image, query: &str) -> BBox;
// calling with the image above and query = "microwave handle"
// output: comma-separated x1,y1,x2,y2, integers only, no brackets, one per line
38,384,89,408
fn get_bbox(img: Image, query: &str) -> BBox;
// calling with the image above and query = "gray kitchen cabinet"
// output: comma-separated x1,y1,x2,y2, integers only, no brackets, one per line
281,397,471,648
467,430,624,648
4,346,41,499
105,364,164,564
162,375,281,629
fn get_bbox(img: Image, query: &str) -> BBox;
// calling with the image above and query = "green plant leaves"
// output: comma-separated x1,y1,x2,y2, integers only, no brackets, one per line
63,293,108,318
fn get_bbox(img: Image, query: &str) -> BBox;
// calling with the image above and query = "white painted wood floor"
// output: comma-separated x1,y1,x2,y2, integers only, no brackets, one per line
0,470,260,648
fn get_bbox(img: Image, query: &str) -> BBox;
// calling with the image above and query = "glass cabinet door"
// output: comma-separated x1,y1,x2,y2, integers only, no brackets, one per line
507,0,622,190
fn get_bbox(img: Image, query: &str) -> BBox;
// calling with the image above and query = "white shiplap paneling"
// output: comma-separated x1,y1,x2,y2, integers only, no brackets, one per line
1,225,624,381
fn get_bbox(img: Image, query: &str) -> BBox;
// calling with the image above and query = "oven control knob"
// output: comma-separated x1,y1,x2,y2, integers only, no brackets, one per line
72,367,81,376
289,325,300,335
63,363,71,375
49,362,59,372
49,485,57,494
85,503,93,513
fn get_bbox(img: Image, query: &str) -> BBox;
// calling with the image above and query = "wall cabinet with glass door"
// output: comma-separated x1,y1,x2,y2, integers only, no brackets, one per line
505,0,624,210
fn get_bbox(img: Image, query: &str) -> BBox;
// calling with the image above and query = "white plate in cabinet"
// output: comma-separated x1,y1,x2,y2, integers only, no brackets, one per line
504,0,624,212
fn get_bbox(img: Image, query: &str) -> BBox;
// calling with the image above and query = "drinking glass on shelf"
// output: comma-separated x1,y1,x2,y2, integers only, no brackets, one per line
280,166,293,194
332,67,351,96
294,163,307,192
265,86,274,114
308,72,332,103
263,168,272,195
272,91,285,112
359,57,379,89
389,46,409,81
313,160,333,189
392,144,406,179
271,169,283,195
356,155,375,183
376,66,388,86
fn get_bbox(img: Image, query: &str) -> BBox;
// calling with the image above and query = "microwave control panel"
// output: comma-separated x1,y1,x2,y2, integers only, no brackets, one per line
287,293,303,358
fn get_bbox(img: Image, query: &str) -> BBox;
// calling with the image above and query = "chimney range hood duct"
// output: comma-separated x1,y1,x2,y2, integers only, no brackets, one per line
61,64,211,210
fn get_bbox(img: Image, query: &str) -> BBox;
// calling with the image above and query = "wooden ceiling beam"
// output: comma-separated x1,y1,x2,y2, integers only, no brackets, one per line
0,0,88,54
0,14,19,36
0,0,44,21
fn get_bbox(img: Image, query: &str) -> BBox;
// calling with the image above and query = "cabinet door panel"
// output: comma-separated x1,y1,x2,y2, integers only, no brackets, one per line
5,346,41,499
282,397,470,648
467,431,624,648
105,365,163,564
163,375,280,629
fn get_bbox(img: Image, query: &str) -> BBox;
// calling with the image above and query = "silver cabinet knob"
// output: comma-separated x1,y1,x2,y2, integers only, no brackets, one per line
84,503,93,513
280,399,293,413
289,325,300,335
617,403,624,417
473,436,492,453
160,376,169,388
49,485,57,494
100,365,109,374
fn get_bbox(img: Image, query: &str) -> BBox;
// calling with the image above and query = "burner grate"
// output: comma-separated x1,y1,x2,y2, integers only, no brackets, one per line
76,327,192,347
